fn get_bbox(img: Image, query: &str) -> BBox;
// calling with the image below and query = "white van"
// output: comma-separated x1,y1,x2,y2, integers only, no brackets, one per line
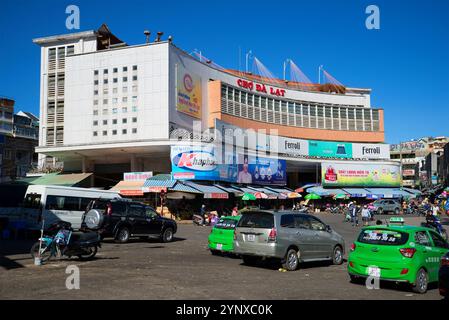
23,185,121,230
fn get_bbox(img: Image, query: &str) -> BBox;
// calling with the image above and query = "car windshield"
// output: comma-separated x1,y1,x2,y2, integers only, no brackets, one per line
357,229,409,246
238,212,274,229
214,218,238,230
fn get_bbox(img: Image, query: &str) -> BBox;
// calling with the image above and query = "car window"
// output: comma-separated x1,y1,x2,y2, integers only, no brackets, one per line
429,231,448,249
215,218,238,230
280,214,295,228
238,212,274,229
309,217,326,231
357,229,409,245
145,206,158,218
128,204,145,217
294,216,311,229
414,231,432,246
112,202,127,215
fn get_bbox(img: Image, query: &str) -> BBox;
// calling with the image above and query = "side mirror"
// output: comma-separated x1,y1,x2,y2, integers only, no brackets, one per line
325,225,332,232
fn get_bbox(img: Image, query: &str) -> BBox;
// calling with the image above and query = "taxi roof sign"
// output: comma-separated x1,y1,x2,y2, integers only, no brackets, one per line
389,217,404,225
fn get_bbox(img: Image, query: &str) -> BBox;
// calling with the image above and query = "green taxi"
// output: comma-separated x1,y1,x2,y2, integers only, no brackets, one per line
208,215,241,255
348,218,449,293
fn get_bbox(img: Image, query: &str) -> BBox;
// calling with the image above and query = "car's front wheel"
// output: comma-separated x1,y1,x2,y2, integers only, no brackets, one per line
161,227,174,243
332,245,344,265
282,249,299,271
412,268,428,294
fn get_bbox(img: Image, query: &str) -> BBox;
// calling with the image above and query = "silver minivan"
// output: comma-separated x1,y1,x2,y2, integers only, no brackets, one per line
234,210,345,271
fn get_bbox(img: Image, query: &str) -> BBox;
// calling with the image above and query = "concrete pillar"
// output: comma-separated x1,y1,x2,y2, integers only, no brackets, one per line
81,156,87,173
130,154,137,172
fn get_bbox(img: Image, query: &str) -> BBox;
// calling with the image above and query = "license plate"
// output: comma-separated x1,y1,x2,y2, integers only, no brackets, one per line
247,234,255,242
216,244,223,250
367,266,381,278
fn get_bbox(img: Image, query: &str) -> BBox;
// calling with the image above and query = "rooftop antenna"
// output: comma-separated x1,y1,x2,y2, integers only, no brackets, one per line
144,30,151,44
155,31,163,42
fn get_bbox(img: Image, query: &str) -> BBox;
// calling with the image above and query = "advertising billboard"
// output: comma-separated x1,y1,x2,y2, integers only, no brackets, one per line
176,65,202,119
322,162,402,187
352,143,390,160
309,141,353,159
170,145,286,185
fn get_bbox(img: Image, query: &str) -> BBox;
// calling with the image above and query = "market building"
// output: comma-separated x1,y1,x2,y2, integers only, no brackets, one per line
33,24,405,198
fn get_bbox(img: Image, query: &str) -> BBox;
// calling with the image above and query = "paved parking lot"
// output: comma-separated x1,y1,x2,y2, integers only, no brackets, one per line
0,213,443,300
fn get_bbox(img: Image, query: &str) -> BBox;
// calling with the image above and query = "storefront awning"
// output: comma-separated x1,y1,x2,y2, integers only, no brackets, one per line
183,181,229,199
110,180,145,196
24,173,92,187
214,184,244,197
341,188,369,197
143,179,176,192
171,182,203,194
247,186,279,199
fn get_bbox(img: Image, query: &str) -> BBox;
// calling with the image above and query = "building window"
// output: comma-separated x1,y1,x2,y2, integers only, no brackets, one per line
113,88,118,94
132,117,137,123
94,100,98,106
123,66,128,72
94,80,99,85
102,109,108,115
132,65,137,71
112,119,117,124
94,70,99,76
104,69,108,74
93,131,98,136
102,131,107,136
66,45,75,55
132,85,138,93
113,68,118,73
103,120,107,125
123,77,128,82
132,96,137,103
122,129,127,134
112,130,117,135
112,98,118,104
103,79,108,84
93,120,98,126
93,110,99,116
103,88,108,95
122,107,127,113
132,106,137,112
132,128,137,134
123,87,128,93
103,99,108,105
132,75,138,81
122,97,128,103
94,90,98,95
113,78,118,83
112,108,118,114
122,118,127,124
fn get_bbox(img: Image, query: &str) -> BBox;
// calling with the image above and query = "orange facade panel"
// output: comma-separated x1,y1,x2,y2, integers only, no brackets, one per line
207,80,385,143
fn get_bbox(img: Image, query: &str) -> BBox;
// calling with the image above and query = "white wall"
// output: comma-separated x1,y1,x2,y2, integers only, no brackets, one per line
64,43,170,146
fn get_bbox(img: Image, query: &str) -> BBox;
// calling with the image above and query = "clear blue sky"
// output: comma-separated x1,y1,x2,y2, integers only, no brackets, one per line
1,0,448,144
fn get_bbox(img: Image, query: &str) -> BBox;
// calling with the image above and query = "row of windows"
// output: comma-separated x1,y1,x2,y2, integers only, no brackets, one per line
93,128,137,136
94,76,137,85
94,66,137,75
93,117,137,126
221,85,381,132
94,96,138,105
93,106,138,116
94,86,138,95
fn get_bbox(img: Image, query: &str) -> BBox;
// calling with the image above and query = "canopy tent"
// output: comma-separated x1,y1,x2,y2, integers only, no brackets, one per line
170,182,203,194
266,186,294,199
183,181,229,199
142,178,176,193
110,180,145,196
306,186,348,197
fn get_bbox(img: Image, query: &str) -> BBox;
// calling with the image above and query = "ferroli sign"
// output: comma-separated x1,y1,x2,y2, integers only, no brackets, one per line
352,143,390,160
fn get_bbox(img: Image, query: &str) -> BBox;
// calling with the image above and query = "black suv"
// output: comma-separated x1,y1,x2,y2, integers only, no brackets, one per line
81,198,177,243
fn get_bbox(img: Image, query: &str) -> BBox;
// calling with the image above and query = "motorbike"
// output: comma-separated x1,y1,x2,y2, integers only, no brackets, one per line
421,216,448,241
192,214,205,226
30,221,101,262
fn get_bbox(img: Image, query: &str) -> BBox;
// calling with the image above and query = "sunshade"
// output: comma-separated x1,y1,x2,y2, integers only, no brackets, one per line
110,180,145,196
333,193,349,200
254,192,268,199
287,192,302,198
305,193,321,200
242,193,257,201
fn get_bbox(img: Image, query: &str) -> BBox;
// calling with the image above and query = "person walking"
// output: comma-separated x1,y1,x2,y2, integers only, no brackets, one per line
200,204,207,226
350,202,359,227
361,205,371,226
231,206,239,217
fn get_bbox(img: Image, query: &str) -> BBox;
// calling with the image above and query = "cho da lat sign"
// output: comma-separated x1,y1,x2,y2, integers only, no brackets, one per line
237,79,286,97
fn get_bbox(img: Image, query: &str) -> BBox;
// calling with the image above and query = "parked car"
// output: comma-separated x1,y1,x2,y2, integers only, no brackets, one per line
348,218,449,293
233,210,345,271
372,199,401,215
208,215,241,255
439,252,449,299
81,198,177,243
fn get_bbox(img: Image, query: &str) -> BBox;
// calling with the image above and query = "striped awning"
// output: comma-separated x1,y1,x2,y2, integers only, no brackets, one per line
214,184,244,197
247,186,278,199
171,182,203,194
183,181,229,199
111,180,145,196
142,179,176,193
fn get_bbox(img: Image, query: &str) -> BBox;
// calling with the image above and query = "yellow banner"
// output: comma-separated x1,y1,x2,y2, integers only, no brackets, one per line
177,66,202,119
